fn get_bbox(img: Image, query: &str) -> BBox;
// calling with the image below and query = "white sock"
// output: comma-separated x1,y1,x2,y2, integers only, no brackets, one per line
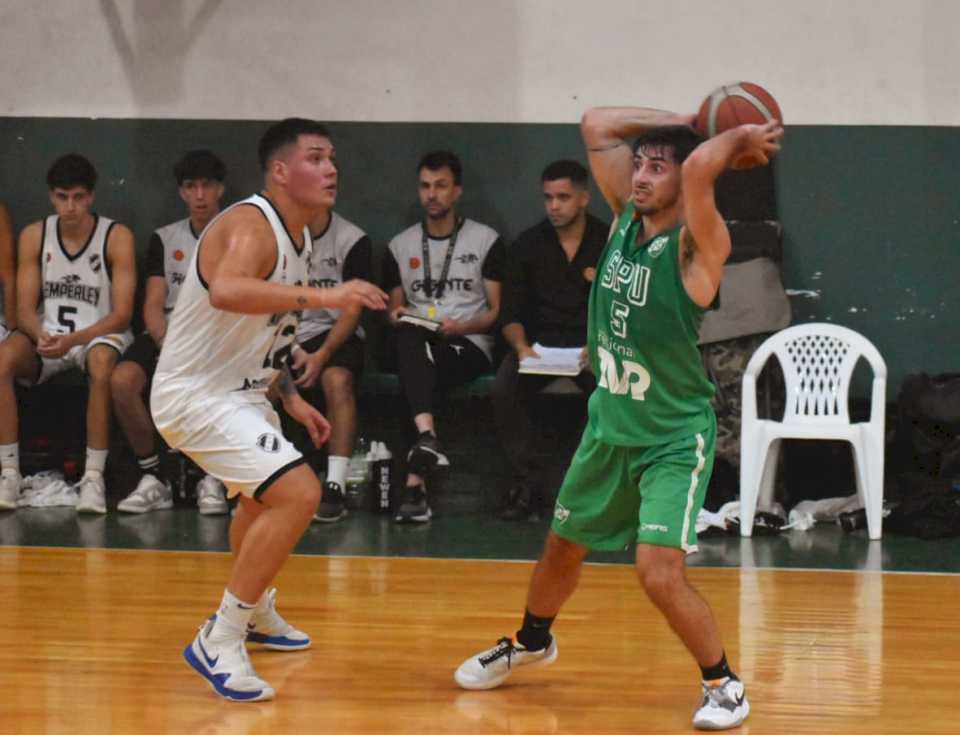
327,456,348,488
208,588,257,641
85,447,108,476
0,443,18,475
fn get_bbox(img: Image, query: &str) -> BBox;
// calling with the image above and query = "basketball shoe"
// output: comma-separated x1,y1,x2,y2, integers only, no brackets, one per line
196,475,229,515
313,481,346,523
393,482,431,523
454,636,558,690
184,616,275,702
76,473,107,514
245,588,311,651
117,474,173,513
407,431,449,474
692,676,750,730
0,470,21,510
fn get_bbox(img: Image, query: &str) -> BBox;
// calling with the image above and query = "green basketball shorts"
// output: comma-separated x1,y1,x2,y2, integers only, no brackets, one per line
550,417,716,553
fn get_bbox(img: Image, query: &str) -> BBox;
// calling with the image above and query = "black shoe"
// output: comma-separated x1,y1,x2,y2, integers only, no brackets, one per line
407,431,449,475
313,481,347,523
498,482,540,521
393,483,432,523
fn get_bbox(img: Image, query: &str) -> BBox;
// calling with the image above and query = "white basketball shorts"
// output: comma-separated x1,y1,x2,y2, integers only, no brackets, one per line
151,388,304,500
35,331,134,385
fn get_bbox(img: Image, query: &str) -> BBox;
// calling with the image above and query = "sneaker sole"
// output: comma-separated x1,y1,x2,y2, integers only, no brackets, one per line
394,507,432,523
198,504,229,516
117,500,174,514
454,642,558,690
313,508,347,523
693,699,750,730
246,632,312,651
0,501,16,511
183,642,275,702
76,504,107,514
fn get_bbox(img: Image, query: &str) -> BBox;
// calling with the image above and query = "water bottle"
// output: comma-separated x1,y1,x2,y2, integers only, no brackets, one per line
345,437,370,510
373,442,393,512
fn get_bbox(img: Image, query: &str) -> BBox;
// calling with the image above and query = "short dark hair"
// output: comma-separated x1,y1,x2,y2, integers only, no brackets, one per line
47,153,97,191
418,150,462,185
541,159,589,188
258,118,331,171
173,149,226,185
632,126,704,165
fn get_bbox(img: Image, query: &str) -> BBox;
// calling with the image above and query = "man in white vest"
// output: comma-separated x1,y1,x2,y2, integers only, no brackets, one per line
382,151,505,523
0,154,136,513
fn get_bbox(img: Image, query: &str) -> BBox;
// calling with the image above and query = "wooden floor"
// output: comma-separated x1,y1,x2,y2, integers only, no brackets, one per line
0,547,956,734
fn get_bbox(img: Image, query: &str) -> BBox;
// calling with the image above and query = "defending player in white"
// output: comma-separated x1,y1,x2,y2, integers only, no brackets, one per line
151,119,387,702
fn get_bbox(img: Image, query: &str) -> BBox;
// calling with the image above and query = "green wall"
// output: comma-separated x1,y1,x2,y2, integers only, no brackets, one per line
2,118,957,393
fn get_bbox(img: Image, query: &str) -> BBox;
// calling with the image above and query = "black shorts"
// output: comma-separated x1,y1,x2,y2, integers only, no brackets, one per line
298,331,365,378
119,331,160,381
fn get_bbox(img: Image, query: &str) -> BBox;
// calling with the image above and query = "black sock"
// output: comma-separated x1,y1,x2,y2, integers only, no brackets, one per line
515,609,554,651
137,454,165,482
700,652,734,682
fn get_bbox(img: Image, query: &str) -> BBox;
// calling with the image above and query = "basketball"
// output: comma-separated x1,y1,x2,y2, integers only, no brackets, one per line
695,82,783,138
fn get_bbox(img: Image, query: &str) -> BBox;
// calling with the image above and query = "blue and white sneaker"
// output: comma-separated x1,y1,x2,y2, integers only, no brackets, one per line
183,617,275,702
245,588,311,651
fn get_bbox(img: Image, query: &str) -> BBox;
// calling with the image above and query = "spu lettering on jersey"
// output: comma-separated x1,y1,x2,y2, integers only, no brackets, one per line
600,251,650,307
43,276,101,306
411,278,474,293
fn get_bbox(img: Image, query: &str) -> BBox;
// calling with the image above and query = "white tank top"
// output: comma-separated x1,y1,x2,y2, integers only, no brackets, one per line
40,214,116,336
153,194,311,400
153,217,200,313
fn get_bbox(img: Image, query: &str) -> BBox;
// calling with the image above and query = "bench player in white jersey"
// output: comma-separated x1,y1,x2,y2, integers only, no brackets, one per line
114,150,230,516
0,154,136,512
290,208,372,523
0,204,15,346
151,119,387,702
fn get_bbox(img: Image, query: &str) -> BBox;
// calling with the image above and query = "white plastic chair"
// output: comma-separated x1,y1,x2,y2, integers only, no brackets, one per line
739,323,887,540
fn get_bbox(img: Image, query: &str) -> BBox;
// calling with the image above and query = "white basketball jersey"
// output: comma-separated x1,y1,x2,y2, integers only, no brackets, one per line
40,214,116,336
297,211,367,343
153,218,200,313
153,194,311,399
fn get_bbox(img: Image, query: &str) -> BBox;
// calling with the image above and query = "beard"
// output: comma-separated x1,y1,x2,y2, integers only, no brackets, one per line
425,204,452,220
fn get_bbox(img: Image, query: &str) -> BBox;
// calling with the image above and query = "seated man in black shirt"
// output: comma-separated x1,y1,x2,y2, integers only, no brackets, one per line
494,160,608,520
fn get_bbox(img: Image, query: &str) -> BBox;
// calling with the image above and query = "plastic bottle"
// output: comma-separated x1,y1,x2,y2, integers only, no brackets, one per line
345,437,370,509
374,442,393,512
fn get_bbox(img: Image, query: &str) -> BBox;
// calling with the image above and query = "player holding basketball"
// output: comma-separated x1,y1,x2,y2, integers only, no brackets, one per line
151,118,387,702
455,107,782,730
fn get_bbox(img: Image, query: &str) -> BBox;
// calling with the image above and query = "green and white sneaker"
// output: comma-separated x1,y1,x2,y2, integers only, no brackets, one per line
454,636,558,690
693,676,750,730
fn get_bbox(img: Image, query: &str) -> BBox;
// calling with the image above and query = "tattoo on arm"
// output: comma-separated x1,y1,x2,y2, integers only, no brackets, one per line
296,295,307,308
278,366,297,397
268,365,298,403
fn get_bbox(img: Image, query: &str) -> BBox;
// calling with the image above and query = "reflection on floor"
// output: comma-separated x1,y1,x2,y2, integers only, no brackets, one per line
1,504,959,573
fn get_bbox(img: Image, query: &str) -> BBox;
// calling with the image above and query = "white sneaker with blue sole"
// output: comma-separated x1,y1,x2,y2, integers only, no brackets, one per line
184,617,275,702
245,588,311,651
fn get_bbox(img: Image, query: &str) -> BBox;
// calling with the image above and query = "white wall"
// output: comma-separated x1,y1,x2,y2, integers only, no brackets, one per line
1,0,957,124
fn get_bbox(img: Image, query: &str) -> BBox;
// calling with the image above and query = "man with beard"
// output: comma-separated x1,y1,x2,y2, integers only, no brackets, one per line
455,106,783,730
382,151,505,523
493,160,608,521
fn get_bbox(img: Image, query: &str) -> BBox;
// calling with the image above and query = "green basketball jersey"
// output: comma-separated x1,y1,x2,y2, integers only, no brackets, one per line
586,203,715,446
